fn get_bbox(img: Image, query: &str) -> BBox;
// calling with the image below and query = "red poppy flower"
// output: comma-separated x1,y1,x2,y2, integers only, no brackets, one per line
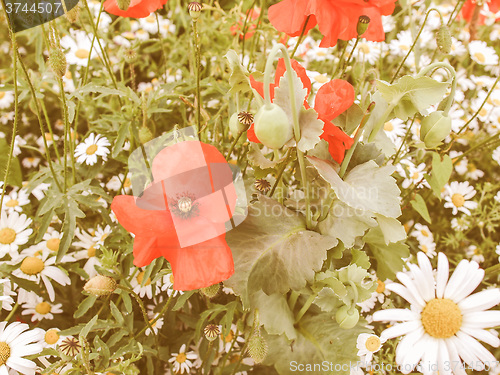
247,59,355,163
111,141,237,291
268,0,397,47
104,0,167,18
462,0,500,25
230,7,261,40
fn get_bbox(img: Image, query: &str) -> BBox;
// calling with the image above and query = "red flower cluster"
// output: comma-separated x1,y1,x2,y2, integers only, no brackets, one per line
247,58,355,164
268,0,397,47
111,141,237,291
104,0,167,18
462,0,500,25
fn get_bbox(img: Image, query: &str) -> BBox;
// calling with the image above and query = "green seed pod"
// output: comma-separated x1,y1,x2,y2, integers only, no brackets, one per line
420,110,452,148
84,275,117,296
335,305,360,329
357,15,370,36
436,25,452,54
204,324,220,341
200,283,220,298
188,2,202,20
48,48,67,78
253,103,293,149
116,0,131,11
247,330,268,363
138,126,153,144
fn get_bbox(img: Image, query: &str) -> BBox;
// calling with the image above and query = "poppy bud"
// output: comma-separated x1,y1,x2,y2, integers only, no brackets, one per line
335,305,360,329
188,2,202,20
138,126,153,144
84,275,117,296
201,282,220,298
254,103,293,149
116,0,131,11
48,48,67,78
204,324,220,341
247,330,268,363
420,111,452,148
436,25,452,54
357,16,370,36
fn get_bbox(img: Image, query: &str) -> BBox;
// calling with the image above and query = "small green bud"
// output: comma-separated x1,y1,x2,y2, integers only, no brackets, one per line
420,110,452,148
116,0,131,11
436,25,452,54
357,15,370,36
200,283,220,298
335,305,360,329
138,126,153,144
84,275,117,296
188,2,202,20
254,103,293,149
247,330,268,363
48,48,67,78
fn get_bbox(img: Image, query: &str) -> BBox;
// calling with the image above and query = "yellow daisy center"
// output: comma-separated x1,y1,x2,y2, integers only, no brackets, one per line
365,336,381,352
384,122,394,131
421,298,462,338
87,245,96,257
5,199,18,207
421,229,429,237
224,331,234,343
45,329,60,345
145,15,156,23
421,244,429,253
20,256,45,275
136,271,151,286
86,144,98,155
479,108,488,117
75,49,90,59
176,352,187,363
36,301,51,315
0,342,10,366
0,228,16,245
412,172,420,180
124,178,131,188
376,280,385,293
47,238,60,252
467,164,477,172
314,74,329,84
359,44,370,54
473,52,485,63
169,274,174,284
0,92,6,99
451,193,465,207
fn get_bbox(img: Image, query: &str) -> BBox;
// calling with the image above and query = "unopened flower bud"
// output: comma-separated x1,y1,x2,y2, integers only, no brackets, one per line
116,0,131,11
84,275,117,296
123,48,137,63
200,283,220,298
188,2,202,20
204,324,220,341
138,126,153,144
420,110,452,148
247,330,268,363
357,15,370,36
436,25,452,54
335,305,360,329
48,48,67,78
254,104,293,149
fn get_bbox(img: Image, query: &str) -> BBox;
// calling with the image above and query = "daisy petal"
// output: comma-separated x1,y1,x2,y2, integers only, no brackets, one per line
458,288,500,313
436,252,449,298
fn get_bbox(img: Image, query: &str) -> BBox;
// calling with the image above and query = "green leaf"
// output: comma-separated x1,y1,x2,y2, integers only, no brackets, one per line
57,196,85,263
120,288,133,314
350,249,371,269
410,193,432,223
172,291,196,311
109,301,124,326
297,108,323,153
375,214,407,245
74,295,97,319
251,291,297,340
274,67,308,131
225,196,338,308
426,152,453,198
364,227,409,280
225,50,252,94
69,83,126,101
0,138,23,187
247,143,280,169
377,76,449,120
80,314,99,338
313,287,338,312
334,103,364,135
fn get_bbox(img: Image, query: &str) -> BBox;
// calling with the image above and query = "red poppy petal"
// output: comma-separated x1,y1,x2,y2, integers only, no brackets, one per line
268,0,316,37
170,234,234,290
104,0,167,18
275,59,312,99
132,235,163,268
250,75,265,99
320,121,354,164
247,124,261,143
314,80,355,122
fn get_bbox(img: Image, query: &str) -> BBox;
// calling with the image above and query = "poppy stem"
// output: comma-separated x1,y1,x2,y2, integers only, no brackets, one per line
290,15,311,59
340,36,360,78
192,19,202,133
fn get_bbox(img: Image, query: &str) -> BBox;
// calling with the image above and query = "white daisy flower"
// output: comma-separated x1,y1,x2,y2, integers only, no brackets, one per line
60,30,99,67
218,324,245,353
356,333,385,364
13,135,26,157
0,321,43,374
74,133,111,166
160,273,184,297
469,40,499,65
11,250,71,301
448,37,467,57
159,17,176,37
383,118,406,143
466,245,485,264
0,211,33,257
37,327,64,349
411,223,433,244
168,344,198,374
139,13,162,34
36,133,59,150
92,224,111,247
21,294,63,322
464,162,484,181
0,90,14,109
399,161,428,190
0,278,16,311
496,244,500,263
130,269,157,299
418,240,437,259
492,146,500,166
29,182,50,201
73,227,102,279
145,313,164,336
373,252,500,375
451,217,469,231
1,189,30,214
443,181,478,216
353,41,382,65
106,173,132,193
0,111,14,125
21,157,41,169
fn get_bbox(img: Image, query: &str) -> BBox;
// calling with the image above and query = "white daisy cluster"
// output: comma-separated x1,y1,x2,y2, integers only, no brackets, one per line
411,223,437,258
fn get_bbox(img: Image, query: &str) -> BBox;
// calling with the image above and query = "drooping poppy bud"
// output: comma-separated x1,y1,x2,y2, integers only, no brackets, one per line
335,305,360,329
420,111,452,148
84,275,117,296
247,329,268,363
253,104,293,149
436,25,452,54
